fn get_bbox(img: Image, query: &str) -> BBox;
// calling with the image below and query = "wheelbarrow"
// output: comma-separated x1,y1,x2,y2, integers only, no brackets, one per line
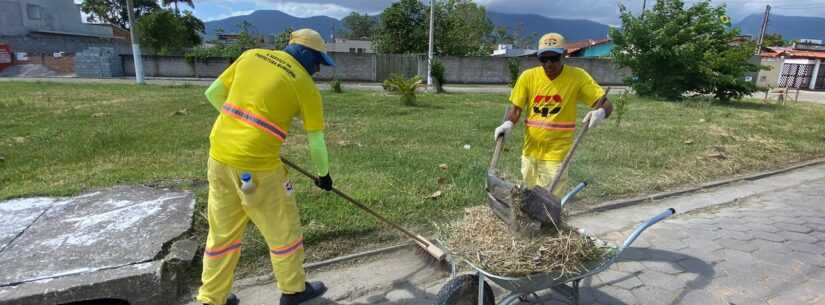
433,208,677,305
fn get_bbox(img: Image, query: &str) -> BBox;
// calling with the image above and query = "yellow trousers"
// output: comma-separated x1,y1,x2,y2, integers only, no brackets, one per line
521,156,567,198
197,158,306,305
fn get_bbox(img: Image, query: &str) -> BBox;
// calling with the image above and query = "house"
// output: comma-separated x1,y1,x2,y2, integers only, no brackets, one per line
0,0,131,75
0,0,127,54
758,41,825,91
491,44,536,57
565,38,613,58
327,38,373,54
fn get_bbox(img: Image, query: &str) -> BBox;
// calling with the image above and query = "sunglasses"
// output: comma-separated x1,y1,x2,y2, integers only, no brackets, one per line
539,54,562,63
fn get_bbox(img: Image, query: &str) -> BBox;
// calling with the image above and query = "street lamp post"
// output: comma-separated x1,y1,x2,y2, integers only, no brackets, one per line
427,0,435,91
126,0,145,84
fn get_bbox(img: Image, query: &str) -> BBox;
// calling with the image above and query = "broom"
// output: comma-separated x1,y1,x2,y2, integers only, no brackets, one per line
281,157,447,261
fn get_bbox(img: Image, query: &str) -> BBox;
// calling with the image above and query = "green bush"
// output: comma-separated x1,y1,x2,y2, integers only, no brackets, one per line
331,79,343,93
610,0,760,101
383,74,423,106
613,91,631,128
185,21,259,63
507,58,521,87
431,59,446,93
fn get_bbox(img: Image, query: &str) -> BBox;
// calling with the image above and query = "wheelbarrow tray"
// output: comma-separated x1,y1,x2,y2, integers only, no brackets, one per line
464,240,616,294
438,208,676,305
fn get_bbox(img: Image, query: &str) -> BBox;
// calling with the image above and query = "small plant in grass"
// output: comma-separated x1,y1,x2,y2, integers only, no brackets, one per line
331,79,343,93
613,91,630,127
383,74,423,106
507,57,521,87
431,59,446,93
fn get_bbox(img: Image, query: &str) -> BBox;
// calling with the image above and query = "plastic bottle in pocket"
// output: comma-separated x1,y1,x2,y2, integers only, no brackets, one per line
240,172,256,193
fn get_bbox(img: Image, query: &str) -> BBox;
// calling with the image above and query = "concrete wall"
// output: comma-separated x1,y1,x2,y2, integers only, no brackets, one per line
757,57,783,88
121,56,234,78
75,47,121,78
317,53,377,81
118,52,631,85
25,53,74,74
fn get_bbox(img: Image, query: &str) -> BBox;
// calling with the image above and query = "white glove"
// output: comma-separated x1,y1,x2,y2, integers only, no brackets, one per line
493,121,513,140
582,108,606,128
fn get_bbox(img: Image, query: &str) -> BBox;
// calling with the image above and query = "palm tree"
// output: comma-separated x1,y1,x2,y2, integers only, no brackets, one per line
161,0,193,15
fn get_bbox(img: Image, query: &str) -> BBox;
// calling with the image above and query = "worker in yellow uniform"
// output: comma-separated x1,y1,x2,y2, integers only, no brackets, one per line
196,28,334,305
494,33,613,197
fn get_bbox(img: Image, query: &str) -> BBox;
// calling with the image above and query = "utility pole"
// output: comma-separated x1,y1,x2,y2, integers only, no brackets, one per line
756,4,771,54
641,0,647,19
126,0,145,84
427,0,435,90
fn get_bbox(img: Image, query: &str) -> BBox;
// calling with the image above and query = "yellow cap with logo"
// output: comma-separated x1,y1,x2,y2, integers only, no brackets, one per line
288,28,335,66
537,32,566,56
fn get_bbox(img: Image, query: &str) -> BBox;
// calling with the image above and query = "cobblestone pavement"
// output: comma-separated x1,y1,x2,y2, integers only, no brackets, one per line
535,177,825,305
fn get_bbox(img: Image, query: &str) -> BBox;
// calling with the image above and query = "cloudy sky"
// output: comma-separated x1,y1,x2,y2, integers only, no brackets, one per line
186,0,825,25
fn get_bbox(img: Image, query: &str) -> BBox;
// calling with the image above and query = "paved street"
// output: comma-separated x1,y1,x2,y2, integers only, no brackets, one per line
542,177,825,305
179,163,825,305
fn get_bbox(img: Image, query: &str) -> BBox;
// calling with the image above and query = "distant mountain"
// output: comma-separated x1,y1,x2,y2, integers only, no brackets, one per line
735,14,825,42
486,11,612,43
204,10,342,40
204,10,612,43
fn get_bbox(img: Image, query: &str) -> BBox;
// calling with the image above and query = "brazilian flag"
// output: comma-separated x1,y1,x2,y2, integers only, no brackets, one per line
720,15,731,26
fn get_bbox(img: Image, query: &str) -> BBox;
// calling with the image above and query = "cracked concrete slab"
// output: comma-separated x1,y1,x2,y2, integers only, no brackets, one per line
0,186,196,305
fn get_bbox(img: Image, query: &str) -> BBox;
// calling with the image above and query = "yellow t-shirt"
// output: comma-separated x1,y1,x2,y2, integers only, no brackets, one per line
510,65,604,161
209,49,324,171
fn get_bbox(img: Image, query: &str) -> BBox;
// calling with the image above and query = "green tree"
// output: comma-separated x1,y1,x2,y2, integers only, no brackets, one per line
342,12,377,40
610,0,759,101
185,21,260,62
135,9,204,55
373,0,428,54
373,0,494,56
762,33,788,47
274,26,295,50
161,0,193,15
80,0,160,29
433,0,494,56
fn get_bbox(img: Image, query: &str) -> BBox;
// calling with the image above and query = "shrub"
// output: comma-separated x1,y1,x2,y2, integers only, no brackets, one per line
610,0,760,101
383,74,423,106
613,91,630,128
431,59,446,93
331,79,343,93
507,57,521,87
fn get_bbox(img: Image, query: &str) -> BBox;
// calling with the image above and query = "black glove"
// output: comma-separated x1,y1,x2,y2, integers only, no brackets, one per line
315,174,333,191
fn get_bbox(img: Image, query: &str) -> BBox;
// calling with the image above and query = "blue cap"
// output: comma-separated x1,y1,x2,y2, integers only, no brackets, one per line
241,172,252,182
319,52,335,67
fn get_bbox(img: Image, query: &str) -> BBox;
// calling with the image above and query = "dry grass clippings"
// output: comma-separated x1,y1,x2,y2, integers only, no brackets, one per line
440,206,610,278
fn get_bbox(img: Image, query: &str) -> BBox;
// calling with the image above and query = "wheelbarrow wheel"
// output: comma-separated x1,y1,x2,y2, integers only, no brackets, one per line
434,274,495,305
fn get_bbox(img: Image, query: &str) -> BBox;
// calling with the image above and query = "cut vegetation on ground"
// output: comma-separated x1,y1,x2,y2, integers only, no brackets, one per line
2,81,824,275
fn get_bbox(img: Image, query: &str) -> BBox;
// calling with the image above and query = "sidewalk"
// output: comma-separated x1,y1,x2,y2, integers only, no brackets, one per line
0,76,631,95
179,163,825,305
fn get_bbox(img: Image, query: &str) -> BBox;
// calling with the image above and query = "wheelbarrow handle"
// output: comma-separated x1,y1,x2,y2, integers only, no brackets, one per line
490,134,505,170
560,181,588,208
620,208,677,249
489,105,511,171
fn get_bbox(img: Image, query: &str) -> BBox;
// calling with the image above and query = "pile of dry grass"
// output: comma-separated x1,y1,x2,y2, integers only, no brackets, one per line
440,206,610,278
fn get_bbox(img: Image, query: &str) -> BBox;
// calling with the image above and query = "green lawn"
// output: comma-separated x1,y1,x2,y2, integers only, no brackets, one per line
2,81,825,274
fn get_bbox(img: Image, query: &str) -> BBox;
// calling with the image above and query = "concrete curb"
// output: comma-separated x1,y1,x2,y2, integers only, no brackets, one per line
570,157,825,216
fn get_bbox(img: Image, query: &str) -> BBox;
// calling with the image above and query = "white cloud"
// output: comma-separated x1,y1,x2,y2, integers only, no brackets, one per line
268,2,355,19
